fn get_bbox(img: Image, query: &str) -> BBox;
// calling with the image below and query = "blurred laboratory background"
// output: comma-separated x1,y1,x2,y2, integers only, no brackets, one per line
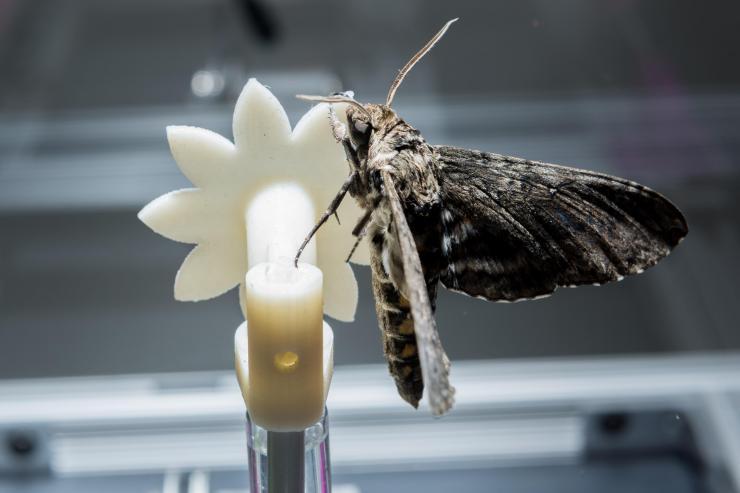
1,0,739,492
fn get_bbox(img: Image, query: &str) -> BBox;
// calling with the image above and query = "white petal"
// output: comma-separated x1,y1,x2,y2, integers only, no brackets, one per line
238,282,247,319
291,102,346,152
292,103,351,197
317,217,360,322
232,79,292,152
322,261,358,322
138,189,209,244
175,240,246,302
167,126,236,188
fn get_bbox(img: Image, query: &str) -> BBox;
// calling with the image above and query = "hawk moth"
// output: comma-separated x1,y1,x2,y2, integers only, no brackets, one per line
295,19,688,416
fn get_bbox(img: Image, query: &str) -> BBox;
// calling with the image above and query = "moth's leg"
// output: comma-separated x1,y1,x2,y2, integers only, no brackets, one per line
326,103,364,228
328,103,365,227
381,170,455,416
328,104,362,173
351,208,372,236
328,104,347,142
345,232,366,264
294,103,364,265
294,170,357,266
345,209,373,263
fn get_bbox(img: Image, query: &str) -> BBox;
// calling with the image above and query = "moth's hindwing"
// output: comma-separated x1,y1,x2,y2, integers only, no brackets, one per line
435,145,688,302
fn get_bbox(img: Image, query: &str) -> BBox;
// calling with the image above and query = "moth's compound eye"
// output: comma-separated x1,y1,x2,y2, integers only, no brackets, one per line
353,120,368,135
349,117,371,148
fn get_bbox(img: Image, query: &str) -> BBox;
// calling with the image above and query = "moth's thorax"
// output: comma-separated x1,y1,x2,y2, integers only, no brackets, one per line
347,104,441,212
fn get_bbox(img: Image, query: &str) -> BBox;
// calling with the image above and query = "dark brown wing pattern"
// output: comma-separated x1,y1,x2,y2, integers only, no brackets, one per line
435,145,688,302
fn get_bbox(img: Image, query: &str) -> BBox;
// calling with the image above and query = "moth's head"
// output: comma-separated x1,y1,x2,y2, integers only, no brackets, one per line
297,18,457,154
345,103,400,151
344,103,373,150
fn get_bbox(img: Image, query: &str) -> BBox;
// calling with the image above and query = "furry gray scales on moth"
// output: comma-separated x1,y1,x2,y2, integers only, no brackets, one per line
295,19,688,416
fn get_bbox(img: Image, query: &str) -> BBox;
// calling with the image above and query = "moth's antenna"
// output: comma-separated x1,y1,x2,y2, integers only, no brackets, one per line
296,94,372,119
385,18,458,107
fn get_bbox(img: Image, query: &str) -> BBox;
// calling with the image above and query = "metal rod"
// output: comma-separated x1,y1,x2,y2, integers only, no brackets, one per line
267,430,305,493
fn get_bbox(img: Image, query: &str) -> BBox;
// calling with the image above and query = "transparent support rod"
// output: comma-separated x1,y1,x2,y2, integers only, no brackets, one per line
247,409,331,493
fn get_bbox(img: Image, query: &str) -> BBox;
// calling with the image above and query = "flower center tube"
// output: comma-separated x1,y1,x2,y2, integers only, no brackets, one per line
242,181,325,430
246,181,317,268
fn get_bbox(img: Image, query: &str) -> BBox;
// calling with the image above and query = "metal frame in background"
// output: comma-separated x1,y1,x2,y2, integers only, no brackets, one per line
0,352,739,492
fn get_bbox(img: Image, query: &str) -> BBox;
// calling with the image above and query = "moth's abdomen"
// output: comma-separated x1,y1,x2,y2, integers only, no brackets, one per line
370,251,424,407
368,203,445,409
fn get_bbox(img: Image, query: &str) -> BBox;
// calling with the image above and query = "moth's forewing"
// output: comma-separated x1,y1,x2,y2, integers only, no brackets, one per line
381,170,455,416
435,145,688,302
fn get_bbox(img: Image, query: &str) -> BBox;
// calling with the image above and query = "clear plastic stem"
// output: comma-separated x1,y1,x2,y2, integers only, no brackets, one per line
247,408,331,493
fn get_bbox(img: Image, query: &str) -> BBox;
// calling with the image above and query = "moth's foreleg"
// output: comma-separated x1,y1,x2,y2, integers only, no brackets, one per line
328,104,362,173
294,170,357,267
328,104,347,143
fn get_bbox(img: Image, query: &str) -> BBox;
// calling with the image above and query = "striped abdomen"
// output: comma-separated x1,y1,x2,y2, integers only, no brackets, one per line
370,250,424,406
368,205,443,408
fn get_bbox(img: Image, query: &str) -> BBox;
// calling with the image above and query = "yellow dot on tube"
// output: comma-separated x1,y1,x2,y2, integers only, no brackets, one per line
274,351,299,372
